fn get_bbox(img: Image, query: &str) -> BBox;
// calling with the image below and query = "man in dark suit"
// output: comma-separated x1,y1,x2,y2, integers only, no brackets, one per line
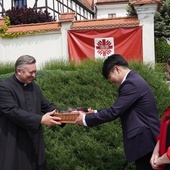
74,54,160,170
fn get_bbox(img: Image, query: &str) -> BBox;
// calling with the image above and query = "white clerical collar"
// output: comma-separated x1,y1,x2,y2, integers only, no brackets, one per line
15,75,27,86
121,70,131,84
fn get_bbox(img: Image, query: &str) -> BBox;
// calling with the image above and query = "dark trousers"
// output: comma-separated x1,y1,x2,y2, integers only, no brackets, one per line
135,152,153,170
165,164,170,170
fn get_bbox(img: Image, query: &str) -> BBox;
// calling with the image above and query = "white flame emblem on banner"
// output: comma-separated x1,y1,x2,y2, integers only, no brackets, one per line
94,37,114,59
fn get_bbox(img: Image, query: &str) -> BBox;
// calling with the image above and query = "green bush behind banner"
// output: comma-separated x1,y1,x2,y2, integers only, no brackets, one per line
1,59,170,170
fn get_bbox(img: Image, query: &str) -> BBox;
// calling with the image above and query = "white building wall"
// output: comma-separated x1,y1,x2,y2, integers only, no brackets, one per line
60,22,70,62
96,4,128,18
134,4,158,65
1,1,10,12
0,31,67,69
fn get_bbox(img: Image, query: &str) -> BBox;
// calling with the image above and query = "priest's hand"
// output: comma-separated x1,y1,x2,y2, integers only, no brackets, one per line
41,110,61,126
74,111,85,125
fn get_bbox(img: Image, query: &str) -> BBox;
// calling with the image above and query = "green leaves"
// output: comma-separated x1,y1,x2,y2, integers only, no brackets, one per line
5,6,54,25
155,40,170,63
1,60,170,169
154,0,170,40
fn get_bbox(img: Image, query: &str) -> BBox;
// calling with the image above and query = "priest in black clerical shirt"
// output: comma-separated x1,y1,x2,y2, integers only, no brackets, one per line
0,55,62,170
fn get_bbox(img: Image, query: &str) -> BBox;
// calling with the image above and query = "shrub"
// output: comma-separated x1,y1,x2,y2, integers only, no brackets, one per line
1,60,170,169
5,6,54,25
37,60,170,170
155,39,170,63
0,62,14,74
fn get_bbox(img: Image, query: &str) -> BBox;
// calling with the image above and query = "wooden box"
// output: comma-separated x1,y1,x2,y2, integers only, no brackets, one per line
53,108,93,123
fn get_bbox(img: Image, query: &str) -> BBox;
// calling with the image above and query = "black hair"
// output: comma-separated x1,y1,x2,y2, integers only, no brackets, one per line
102,54,129,79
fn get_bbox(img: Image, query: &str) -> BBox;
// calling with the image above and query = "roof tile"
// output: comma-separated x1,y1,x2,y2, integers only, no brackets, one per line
130,0,161,5
71,16,139,29
96,0,128,3
5,22,61,34
59,12,76,22
129,0,161,11
82,0,94,8
0,18,5,29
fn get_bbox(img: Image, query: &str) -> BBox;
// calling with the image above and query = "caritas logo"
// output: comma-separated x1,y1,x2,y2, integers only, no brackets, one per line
94,37,114,59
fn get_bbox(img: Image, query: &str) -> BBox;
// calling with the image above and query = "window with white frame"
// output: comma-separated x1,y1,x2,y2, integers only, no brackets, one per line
15,0,27,8
108,13,116,18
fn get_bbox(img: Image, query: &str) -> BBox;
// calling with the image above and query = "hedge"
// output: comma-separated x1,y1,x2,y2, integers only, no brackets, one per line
1,59,170,169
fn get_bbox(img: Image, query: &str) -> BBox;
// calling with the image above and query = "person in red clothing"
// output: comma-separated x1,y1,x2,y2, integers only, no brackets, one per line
150,107,170,170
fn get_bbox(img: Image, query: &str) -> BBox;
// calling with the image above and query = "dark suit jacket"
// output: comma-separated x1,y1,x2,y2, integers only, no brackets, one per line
85,70,160,161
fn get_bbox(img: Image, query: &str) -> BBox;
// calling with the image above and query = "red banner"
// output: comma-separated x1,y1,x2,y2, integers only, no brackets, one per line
68,26,143,62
